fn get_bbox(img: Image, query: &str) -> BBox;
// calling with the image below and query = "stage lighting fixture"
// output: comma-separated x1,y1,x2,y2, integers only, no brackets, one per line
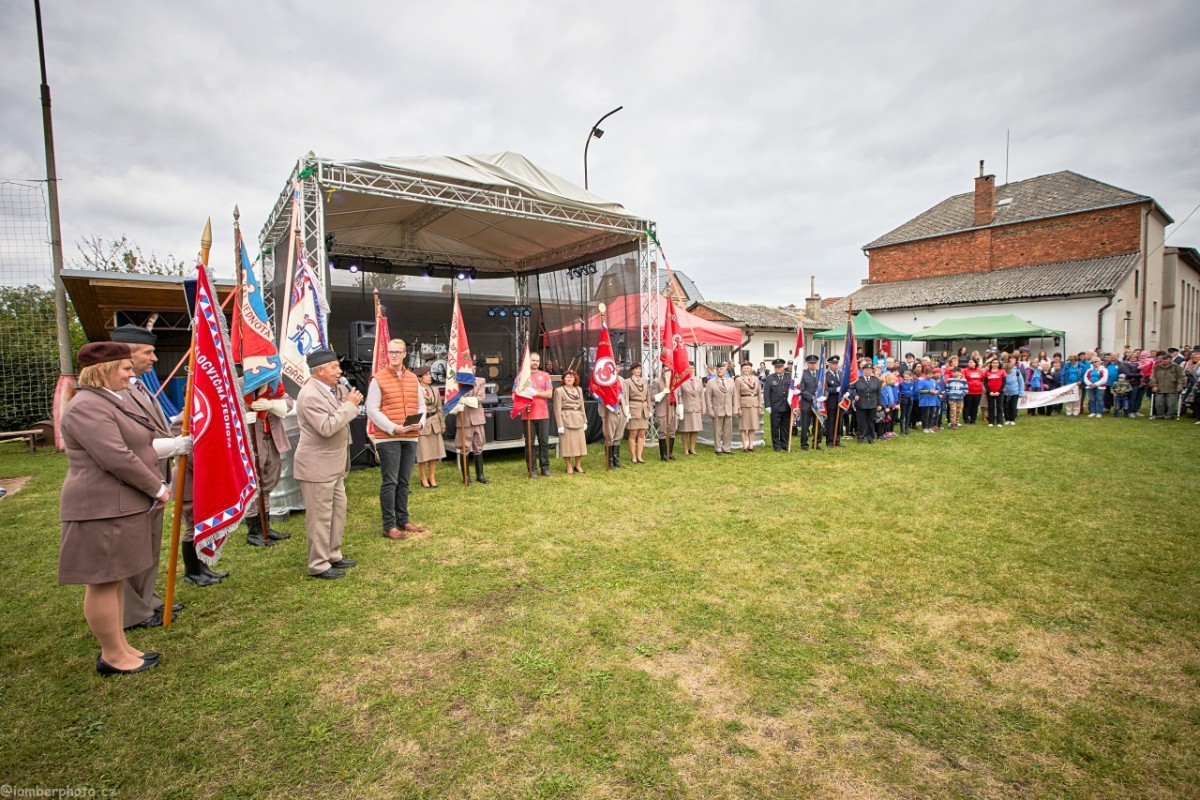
348,263,360,274
425,266,435,279
487,307,497,317
324,233,336,254
587,263,598,275
499,307,509,317
523,307,532,317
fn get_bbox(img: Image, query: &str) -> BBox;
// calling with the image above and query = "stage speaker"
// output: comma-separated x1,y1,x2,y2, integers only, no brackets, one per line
349,415,377,469
350,321,375,363
483,352,502,380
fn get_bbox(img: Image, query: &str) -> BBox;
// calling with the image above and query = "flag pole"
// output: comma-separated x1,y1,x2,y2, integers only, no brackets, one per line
831,304,853,447
235,207,272,541
600,304,611,472
164,220,210,627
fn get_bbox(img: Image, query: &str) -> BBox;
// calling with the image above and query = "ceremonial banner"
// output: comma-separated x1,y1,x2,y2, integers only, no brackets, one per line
367,290,391,437
838,318,859,411
788,326,806,411
190,264,257,563
231,241,282,395
814,345,828,429
443,294,475,415
661,298,690,390
510,344,535,419
590,324,623,411
1018,383,1080,409
279,256,328,386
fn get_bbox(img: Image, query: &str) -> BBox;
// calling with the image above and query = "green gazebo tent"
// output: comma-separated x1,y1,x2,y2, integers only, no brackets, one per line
908,314,1064,341
813,309,913,341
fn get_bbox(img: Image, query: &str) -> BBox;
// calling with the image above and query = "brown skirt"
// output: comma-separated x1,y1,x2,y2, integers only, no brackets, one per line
417,432,446,463
58,516,154,585
626,417,649,431
739,407,761,432
678,410,704,432
557,427,587,458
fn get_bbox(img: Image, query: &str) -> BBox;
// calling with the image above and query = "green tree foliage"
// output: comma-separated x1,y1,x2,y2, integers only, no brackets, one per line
0,285,85,430
70,234,185,275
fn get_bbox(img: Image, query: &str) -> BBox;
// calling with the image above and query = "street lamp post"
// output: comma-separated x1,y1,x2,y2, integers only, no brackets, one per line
583,106,623,190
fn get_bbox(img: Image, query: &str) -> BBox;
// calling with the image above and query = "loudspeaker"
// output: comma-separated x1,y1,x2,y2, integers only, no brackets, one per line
350,321,375,363
483,352,502,380
349,415,377,469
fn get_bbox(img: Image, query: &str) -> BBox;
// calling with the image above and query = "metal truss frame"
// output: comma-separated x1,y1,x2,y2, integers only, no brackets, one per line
639,230,661,441
515,274,530,357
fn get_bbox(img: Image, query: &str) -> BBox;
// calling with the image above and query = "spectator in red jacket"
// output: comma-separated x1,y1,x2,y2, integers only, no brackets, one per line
961,358,984,424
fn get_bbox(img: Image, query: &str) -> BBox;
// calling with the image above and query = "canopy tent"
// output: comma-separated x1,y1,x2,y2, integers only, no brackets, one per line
545,293,742,347
813,309,913,340
909,314,1065,341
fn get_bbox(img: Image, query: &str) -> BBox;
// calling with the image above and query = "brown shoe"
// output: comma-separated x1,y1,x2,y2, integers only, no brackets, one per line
402,522,426,533
383,527,408,540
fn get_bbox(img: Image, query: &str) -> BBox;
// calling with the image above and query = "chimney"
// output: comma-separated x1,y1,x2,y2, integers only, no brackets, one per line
974,160,995,226
805,275,822,319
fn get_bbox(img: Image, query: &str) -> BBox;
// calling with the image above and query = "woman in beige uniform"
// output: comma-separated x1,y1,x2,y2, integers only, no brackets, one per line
652,365,677,461
625,362,650,463
676,365,705,455
737,362,763,451
414,366,445,488
553,369,588,473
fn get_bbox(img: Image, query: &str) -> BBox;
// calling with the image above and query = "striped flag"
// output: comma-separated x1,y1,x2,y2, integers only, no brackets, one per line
590,324,624,411
838,316,859,410
510,344,534,419
443,293,476,415
367,289,391,437
231,240,282,396
279,254,327,386
788,325,805,410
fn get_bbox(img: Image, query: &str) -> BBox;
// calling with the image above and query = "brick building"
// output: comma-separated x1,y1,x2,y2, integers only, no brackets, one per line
824,167,1199,354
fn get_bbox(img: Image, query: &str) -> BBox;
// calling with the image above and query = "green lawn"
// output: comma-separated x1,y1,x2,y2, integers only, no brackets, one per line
1,416,1197,799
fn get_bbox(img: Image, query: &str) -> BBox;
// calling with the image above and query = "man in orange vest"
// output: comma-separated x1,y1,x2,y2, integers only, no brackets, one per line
366,339,427,540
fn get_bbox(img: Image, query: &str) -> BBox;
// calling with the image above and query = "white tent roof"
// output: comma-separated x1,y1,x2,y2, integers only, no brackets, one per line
260,151,652,277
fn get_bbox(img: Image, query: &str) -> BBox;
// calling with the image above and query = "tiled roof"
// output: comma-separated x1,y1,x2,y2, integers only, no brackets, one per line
864,171,1155,250
818,252,1139,321
658,269,704,302
690,301,832,331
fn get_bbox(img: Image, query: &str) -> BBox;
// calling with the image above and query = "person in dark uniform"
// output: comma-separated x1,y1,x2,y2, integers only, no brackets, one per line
824,355,843,446
849,363,881,444
795,354,821,451
763,358,791,451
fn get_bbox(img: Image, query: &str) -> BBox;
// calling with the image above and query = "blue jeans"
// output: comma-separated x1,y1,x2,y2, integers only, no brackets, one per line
1128,385,1145,414
377,439,417,532
1086,386,1105,414
1112,395,1130,416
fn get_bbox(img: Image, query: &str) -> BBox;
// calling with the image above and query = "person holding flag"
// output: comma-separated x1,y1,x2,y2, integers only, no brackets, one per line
795,354,823,451
523,352,555,477
459,364,491,485
653,365,679,460
589,315,628,469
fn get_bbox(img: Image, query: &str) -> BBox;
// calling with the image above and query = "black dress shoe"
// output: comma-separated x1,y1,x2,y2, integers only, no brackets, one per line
124,611,164,630
246,532,268,547
267,528,291,541
328,558,357,569
96,655,159,677
311,568,346,580
172,602,184,613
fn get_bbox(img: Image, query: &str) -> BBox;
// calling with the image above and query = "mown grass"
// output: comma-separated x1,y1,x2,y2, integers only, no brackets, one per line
0,415,1197,799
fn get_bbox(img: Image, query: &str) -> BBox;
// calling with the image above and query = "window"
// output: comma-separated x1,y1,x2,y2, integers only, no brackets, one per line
1135,269,1140,298
763,341,777,358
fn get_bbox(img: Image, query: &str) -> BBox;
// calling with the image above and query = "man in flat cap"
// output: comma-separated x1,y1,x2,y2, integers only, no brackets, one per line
293,350,363,580
109,324,183,629
763,358,791,451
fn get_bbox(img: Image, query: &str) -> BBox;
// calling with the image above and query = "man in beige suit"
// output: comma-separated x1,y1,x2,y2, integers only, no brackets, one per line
110,324,183,630
705,363,737,455
293,349,363,580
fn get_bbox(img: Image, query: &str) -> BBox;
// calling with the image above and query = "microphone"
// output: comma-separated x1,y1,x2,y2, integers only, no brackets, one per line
338,377,352,391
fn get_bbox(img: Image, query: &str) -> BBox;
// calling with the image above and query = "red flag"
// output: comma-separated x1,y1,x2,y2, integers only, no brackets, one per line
661,299,691,391
788,326,805,411
367,292,391,437
510,344,534,419
191,263,257,563
443,294,476,414
590,324,623,411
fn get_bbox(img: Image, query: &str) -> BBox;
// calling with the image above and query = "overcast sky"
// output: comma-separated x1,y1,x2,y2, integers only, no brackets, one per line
2,0,1198,303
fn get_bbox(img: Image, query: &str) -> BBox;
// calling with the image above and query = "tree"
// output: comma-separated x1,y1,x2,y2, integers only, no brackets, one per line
0,284,86,430
70,235,185,276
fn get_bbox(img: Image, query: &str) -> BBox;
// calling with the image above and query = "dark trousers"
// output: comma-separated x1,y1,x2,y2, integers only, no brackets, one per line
899,397,914,433
921,405,938,430
798,406,816,447
825,394,841,443
963,394,981,424
527,417,551,470
1004,395,1020,422
769,406,790,449
377,440,417,532
854,407,876,442
987,394,1004,424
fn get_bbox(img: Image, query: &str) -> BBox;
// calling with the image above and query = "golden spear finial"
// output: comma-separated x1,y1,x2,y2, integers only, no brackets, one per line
199,217,213,267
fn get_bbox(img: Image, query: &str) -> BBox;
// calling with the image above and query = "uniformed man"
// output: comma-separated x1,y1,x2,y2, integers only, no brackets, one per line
763,358,791,451
110,324,182,629
293,349,363,580
704,363,736,455
824,355,844,446
795,354,822,451
603,372,629,468
243,380,294,547
459,366,490,483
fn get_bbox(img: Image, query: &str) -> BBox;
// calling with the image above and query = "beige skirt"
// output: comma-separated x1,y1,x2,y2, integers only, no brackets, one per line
58,516,154,585
417,432,446,463
739,407,761,431
678,410,703,432
558,427,587,458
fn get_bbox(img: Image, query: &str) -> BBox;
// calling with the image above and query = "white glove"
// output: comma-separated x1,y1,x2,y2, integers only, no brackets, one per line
251,398,289,418
168,413,183,426
244,410,259,428
152,435,192,459
462,396,479,408
653,390,668,403
558,427,565,434
624,409,631,421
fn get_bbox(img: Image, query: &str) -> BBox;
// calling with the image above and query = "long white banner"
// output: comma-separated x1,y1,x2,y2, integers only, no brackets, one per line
1018,383,1080,409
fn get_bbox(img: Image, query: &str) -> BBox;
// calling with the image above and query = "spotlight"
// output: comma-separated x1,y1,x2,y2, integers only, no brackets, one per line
425,266,435,279
348,263,360,274
499,307,508,317
524,307,532,317
324,233,336,254
588,263,598,275
488,307,497,317
592,127,605,139
469,268,478,280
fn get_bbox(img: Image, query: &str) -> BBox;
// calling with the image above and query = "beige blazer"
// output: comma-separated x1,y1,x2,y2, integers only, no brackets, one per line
293,379,358,482
461,380,488,427
553,386,587,429
705,375,737,417
60,389,165,521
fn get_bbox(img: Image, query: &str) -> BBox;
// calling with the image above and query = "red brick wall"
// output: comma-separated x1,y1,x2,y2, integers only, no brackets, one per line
868,204,1145,283
689,305,730,323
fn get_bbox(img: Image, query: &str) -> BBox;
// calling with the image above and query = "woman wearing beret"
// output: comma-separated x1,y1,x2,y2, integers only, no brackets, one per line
59,342,182,676
676,363,705,456
624,362,651,463
736,362,763,452
552,369,588,474
414,366,446,488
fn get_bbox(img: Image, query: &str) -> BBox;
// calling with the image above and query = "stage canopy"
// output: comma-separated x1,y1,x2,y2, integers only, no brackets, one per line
545,293,742,346
909,314,1065,341
813,309,912,340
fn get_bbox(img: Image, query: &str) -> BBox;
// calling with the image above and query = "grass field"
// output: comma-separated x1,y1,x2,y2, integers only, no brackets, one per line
1,415,1198,799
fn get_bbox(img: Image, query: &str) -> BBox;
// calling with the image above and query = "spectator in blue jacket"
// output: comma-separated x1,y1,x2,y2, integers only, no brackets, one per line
897,369,917,435
916,371,941,433
1059,354,1084,416
1002,357,1026,425
944,367,968,428
879,372,899,439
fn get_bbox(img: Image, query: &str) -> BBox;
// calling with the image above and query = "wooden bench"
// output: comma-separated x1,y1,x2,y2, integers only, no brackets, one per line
0,430,44,453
